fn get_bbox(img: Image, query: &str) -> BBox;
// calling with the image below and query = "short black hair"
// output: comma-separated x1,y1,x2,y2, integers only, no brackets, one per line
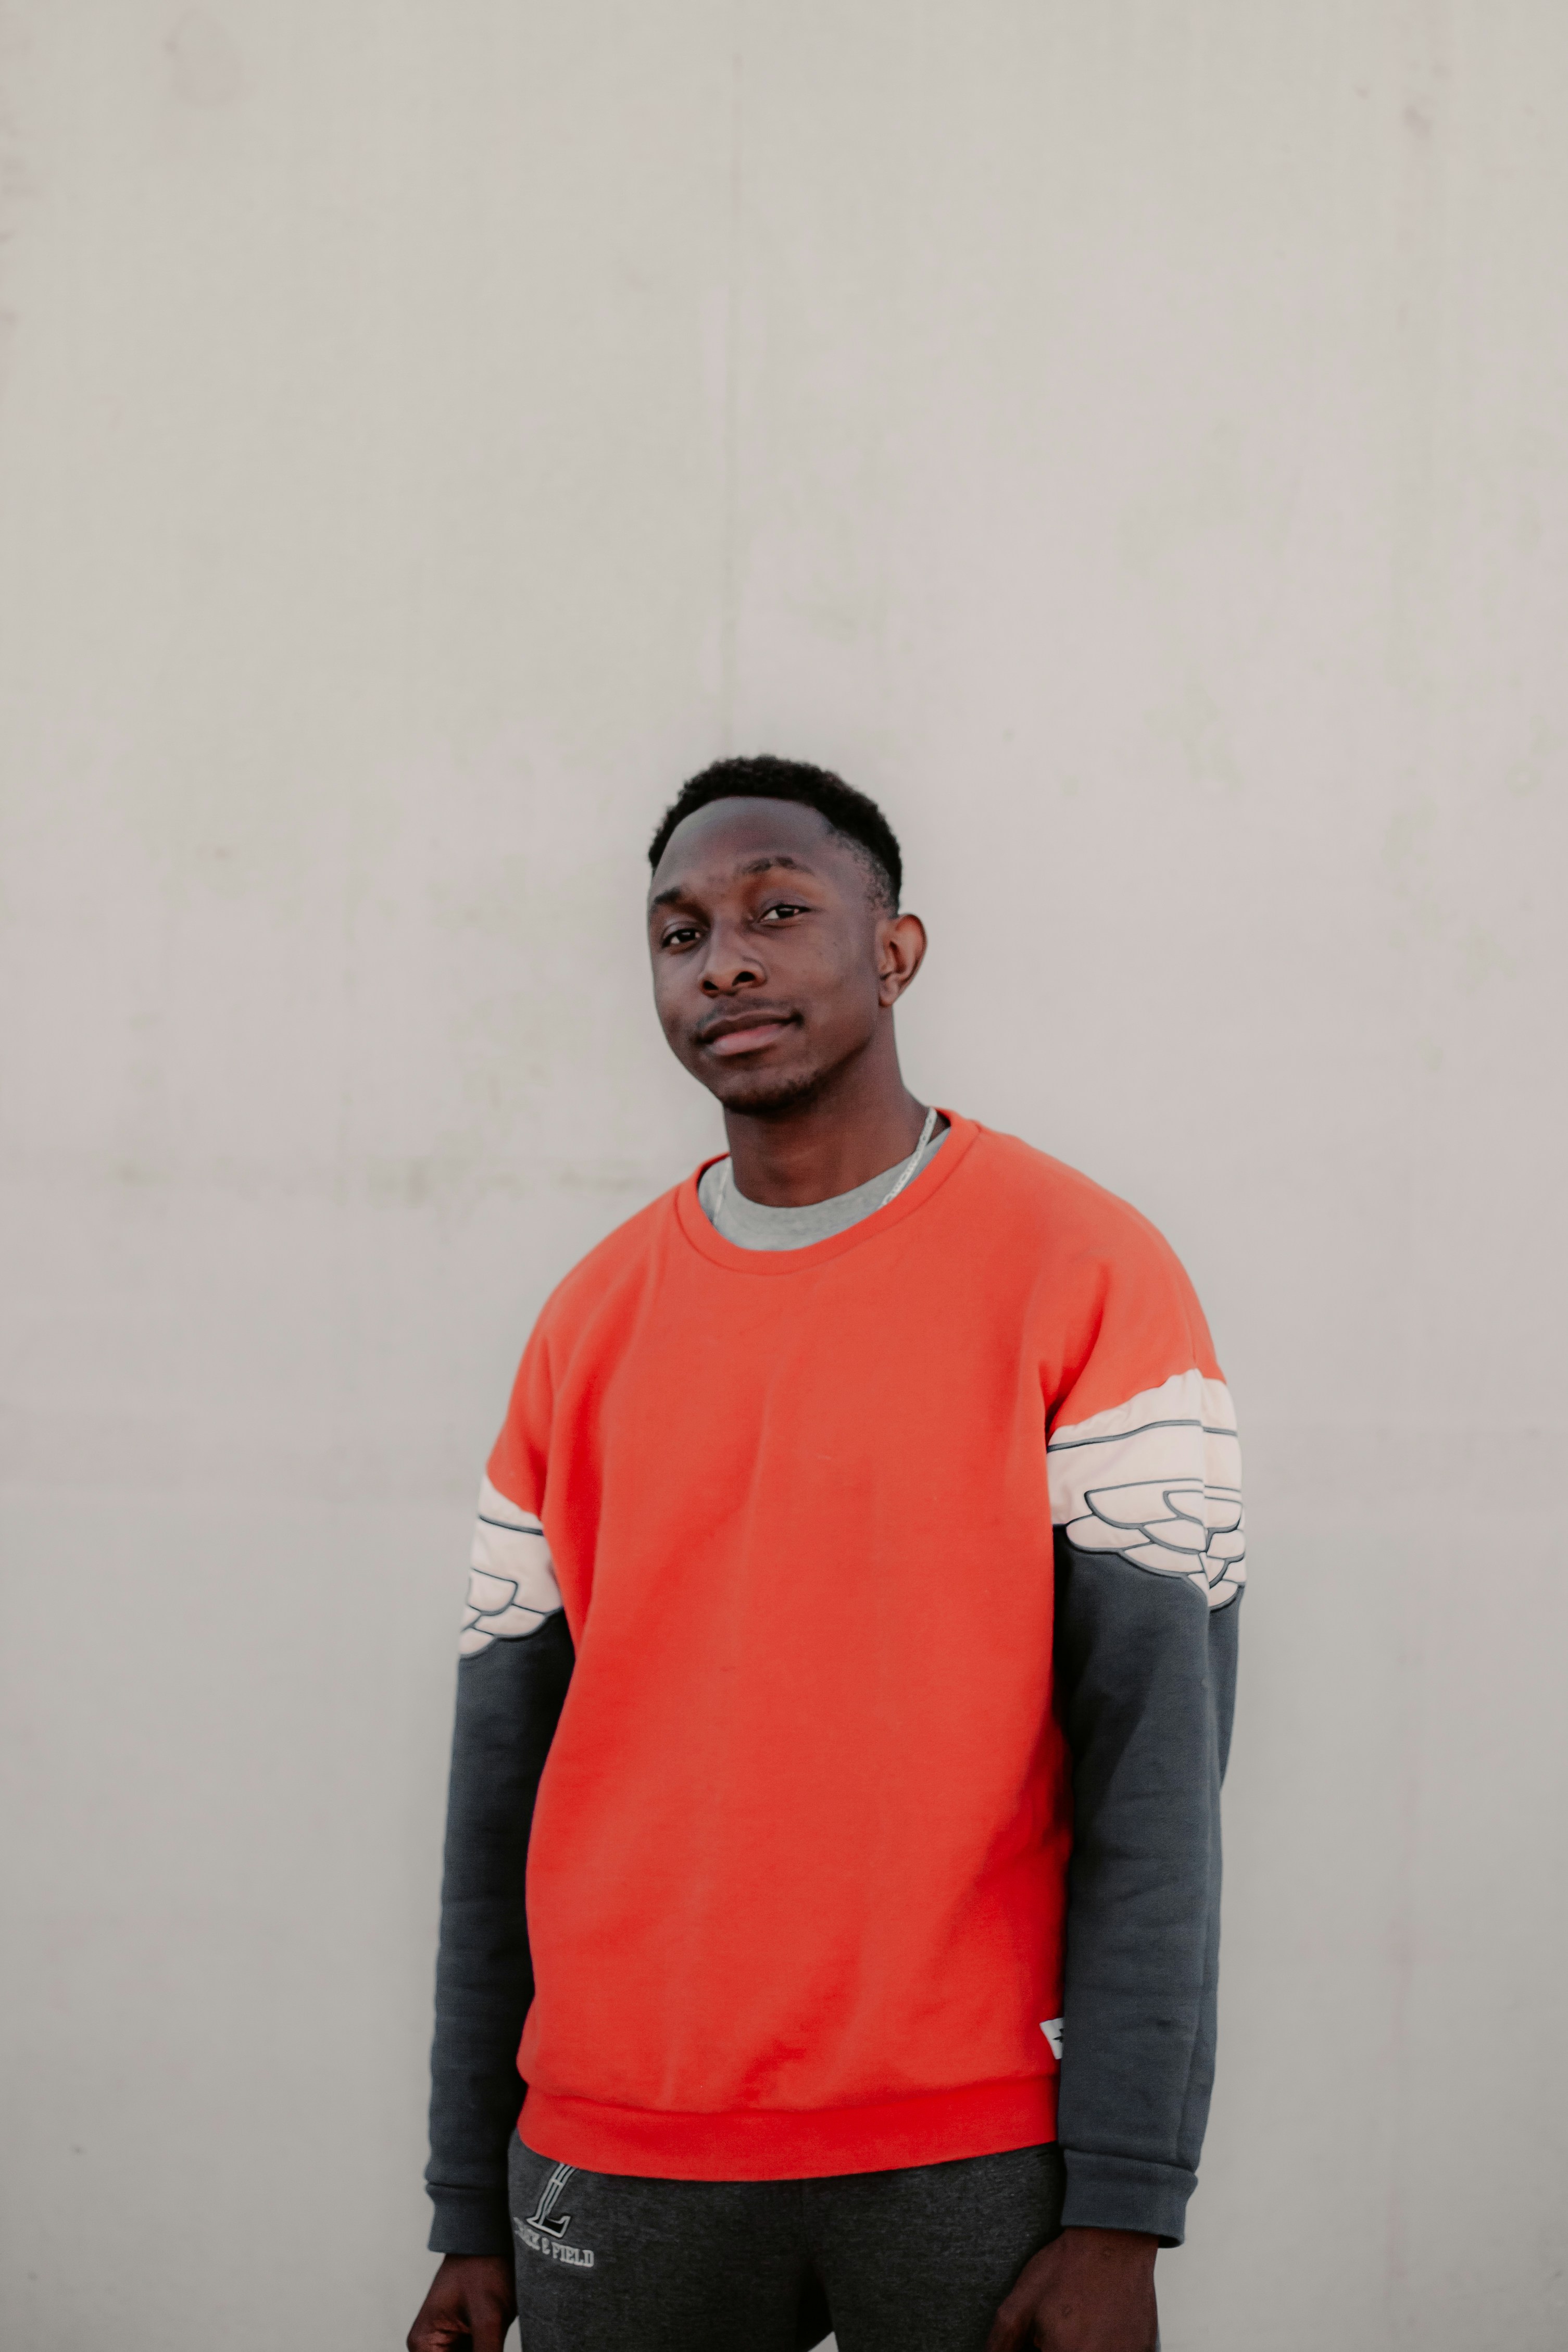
647,755,902,910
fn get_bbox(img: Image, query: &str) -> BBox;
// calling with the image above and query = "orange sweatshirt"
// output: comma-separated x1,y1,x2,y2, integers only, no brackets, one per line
442,1114,1238,2187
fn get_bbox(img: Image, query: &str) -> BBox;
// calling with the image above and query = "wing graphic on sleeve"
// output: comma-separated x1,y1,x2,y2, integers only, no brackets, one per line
1047,1371,1245,1610
458,1475,566,1655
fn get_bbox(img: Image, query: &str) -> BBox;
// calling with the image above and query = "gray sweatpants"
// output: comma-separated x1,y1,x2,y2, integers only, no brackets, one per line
509,2132,1065,2352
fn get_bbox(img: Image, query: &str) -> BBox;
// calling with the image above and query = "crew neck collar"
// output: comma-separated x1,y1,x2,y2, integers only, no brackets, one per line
673,1111,981,1274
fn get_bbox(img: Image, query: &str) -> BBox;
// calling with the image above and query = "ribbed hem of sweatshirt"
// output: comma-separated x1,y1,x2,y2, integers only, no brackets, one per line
521,2074,1058,2180
1060,2149,1196,2246
427,2183,513,2258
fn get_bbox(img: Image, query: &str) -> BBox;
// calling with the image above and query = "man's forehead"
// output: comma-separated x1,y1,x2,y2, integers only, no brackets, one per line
648,797,848,900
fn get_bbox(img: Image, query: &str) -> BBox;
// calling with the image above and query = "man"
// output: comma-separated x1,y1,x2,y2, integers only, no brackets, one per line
407,756,1243,2352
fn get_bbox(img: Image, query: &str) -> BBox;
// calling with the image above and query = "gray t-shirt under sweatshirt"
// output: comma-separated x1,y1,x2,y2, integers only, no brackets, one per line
696,1120,949,1247
425,1127,1240,2255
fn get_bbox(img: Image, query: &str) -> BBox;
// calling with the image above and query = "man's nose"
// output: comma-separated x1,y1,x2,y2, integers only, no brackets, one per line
700,919,763,994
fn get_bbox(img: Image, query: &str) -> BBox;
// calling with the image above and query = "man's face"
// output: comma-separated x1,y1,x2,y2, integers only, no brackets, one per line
647,797,917,1115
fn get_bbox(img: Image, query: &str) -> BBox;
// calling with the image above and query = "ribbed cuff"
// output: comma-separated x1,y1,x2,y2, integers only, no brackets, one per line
1060,2149,1196,2246
427,2184,513,2258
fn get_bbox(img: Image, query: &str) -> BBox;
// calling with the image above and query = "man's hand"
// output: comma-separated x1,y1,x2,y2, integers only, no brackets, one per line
407,2253,517,2352
987,2225,1158,2352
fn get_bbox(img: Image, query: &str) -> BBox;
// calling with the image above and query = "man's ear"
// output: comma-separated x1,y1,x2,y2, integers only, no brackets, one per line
876,911,927,1006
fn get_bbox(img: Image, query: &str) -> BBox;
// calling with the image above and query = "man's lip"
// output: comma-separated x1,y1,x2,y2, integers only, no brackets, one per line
702,1017,795,1057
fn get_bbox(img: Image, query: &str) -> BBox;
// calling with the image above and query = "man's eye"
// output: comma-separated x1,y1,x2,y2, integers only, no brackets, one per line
759,903,808,922
661,925,701,948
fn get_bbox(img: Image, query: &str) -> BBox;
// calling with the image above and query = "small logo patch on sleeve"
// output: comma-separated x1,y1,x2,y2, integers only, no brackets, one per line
1040,2018,1064,2059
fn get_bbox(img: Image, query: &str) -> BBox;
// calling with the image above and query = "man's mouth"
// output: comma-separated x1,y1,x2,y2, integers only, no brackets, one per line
700,1014,797,1058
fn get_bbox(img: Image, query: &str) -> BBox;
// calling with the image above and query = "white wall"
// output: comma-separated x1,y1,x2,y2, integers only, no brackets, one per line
2,6,1564,2346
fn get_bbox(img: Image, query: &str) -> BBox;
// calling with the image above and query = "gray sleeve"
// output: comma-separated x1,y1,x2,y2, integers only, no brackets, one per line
425,1609,574,2256
1052,1537,1240,2245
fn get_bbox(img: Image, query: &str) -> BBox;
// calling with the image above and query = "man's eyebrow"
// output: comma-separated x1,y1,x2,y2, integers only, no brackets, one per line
648,853,819,911
737,853,817,880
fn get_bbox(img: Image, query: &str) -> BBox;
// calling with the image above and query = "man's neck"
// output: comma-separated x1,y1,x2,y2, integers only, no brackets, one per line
721,1045,930,1208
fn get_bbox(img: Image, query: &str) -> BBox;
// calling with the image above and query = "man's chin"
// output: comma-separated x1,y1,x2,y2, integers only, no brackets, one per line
704,1062,826,1118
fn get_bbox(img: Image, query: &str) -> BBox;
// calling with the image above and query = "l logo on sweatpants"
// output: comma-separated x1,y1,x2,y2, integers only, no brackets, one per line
517,2162,596,2268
